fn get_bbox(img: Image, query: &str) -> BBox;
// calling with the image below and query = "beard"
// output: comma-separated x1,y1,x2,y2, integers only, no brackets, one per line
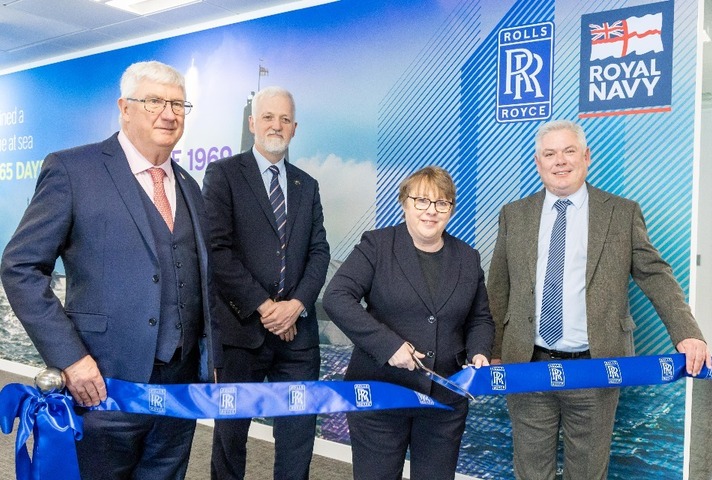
258,134,289,157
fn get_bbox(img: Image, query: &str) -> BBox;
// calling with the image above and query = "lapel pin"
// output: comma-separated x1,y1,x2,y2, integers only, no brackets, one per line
294,180,301,186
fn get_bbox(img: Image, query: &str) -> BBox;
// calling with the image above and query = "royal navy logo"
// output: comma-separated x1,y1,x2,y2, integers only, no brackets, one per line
496,21,554,123
604,360,622,385
548,363,565,387
490,366,507,391
414,392,435,405
289,384,307,412
219,387,237,416
149,387,166,414
579,1,673,118
659,357,675,381
354,383,372,408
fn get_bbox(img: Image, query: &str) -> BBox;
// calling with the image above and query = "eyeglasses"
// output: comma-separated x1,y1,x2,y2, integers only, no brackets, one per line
126,97,193,115
408,196,453,213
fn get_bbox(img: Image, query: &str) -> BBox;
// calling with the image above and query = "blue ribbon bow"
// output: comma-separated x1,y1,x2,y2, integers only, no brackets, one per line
0,383,82,480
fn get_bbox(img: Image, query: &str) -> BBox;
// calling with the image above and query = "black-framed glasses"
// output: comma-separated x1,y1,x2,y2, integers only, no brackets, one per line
126,97,193,115
408,196,453,213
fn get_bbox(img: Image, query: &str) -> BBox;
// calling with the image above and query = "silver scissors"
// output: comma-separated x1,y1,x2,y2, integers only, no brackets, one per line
411,353,476,402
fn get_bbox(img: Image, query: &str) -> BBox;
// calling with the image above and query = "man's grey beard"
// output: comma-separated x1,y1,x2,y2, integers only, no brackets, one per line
261,136,289,156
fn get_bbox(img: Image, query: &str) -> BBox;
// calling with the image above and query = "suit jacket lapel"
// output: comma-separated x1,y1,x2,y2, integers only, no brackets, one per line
393,224,436,312
524,191,545,286
240,152,280,236
101,136,158,260
432,233,461,313
284,163,303,243
586,185,614,287
174,164,208,268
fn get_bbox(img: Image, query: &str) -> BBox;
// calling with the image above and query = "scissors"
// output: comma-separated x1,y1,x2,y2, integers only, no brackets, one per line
411,352,476,402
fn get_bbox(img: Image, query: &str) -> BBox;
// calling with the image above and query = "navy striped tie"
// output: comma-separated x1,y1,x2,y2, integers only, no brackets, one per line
540,199,572,346
269,166,287,298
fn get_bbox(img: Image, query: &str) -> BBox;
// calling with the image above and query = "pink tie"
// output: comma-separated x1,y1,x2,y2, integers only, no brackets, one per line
148,167,174,232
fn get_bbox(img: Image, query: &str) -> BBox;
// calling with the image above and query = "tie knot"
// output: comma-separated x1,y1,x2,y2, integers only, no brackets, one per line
268,165,280,178
554,199,571,213
148,167,166,183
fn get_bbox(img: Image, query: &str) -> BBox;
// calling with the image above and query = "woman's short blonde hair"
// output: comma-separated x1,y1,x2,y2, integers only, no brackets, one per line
397,166,456,213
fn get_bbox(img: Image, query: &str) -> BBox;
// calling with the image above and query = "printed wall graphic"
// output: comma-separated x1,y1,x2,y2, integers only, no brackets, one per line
496,22,554,123
579,1,674,117
0,0,703,478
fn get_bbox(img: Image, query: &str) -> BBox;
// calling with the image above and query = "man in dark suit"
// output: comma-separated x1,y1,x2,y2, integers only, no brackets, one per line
0,61,219,479
487,119,710,480
203,86,330,480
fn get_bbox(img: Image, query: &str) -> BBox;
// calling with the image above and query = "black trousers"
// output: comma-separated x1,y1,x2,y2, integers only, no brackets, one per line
347,399,469,480
75,347,199,480
211,337,321,480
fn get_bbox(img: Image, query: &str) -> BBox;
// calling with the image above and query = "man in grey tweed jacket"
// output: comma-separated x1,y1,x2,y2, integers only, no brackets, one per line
487,119,710,480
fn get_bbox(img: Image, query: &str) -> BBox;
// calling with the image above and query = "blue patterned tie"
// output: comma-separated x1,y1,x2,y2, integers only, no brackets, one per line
540,199,572,346
269,166,287,298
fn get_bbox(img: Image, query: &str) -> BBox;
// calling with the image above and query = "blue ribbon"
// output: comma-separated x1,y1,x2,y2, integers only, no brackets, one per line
2,353,711,480
92,378,448,418
445,353,712,397
0,383,82,480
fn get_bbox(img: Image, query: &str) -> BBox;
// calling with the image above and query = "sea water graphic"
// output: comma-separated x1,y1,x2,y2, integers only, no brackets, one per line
0,283,684,479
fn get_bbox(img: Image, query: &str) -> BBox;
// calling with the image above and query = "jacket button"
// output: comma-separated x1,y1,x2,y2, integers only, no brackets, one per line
427,315,436,324
426,350,435,358
175,323,182,330
148,318,157,326
176,261,182,268
276,250,281,256
152,275,159,283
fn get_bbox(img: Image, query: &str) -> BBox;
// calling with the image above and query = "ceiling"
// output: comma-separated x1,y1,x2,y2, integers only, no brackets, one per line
0,0,315,75
3,0,712,94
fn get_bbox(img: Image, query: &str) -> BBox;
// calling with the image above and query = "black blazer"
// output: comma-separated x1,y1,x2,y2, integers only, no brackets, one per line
202,150,330,349
323,223,494,403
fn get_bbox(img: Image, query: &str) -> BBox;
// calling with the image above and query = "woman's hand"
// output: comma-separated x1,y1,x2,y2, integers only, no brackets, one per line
467,353,490,368
388,342,425,371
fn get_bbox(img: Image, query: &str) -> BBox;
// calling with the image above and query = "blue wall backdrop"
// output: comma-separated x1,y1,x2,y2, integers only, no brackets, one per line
0,0,698,478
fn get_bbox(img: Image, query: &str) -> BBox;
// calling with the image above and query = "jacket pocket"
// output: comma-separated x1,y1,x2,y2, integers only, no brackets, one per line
619,315,636,332
67,312,108,333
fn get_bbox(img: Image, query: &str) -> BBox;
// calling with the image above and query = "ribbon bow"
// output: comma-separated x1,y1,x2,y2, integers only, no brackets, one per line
0,383,82,480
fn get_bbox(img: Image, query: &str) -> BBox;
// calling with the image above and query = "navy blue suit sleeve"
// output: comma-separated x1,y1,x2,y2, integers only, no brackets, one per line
0,153,90,369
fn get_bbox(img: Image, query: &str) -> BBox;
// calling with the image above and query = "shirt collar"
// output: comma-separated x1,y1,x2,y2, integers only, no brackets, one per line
544,183,588,211
118,130,174,179
252,146,286,175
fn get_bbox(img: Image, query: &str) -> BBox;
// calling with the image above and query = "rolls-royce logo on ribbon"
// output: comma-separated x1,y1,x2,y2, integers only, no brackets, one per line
149,387,166,413
219,387,237,415
496,21,554,123
289,384,307,411
659,357,675,382
490,365,507,391
548,363,565,387
579,1,673,118
354,383,372,408
604,360,623,384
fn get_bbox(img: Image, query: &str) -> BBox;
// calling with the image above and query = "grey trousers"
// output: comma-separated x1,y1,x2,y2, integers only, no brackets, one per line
507,387,620,480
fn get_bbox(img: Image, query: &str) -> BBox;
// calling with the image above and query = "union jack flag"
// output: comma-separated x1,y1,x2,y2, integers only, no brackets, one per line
589,21,624,42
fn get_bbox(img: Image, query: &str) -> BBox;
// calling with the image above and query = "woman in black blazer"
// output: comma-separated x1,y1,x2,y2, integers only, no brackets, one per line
323,166,494,480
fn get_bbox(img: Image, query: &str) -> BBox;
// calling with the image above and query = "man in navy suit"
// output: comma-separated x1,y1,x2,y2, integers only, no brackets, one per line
0,61,220,480
203,86,330,480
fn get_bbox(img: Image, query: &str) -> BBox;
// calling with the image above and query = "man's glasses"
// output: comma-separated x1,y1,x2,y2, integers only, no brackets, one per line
408,196,453,213
126,97,193,115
